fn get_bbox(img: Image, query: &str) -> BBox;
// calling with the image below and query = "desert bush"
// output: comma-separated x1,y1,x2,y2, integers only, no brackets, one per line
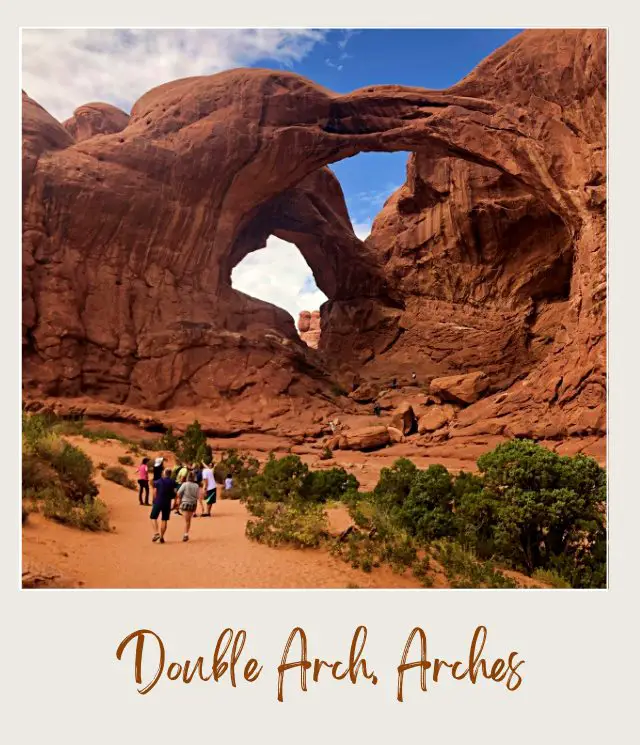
319,446,333,460
372,458,418,511
245,500,328,549
461,440,606,586
22,412,108,530
178,420,212,464
51,417,86,436
396,464,455,540
43,491,110,531
433,540,518,589
118,455,134,466
412,556,433,587
302,467,359,503
22,453,58,499
27,433,98,502
532,568,572,589
217,449,260,497
251,453,310,502
102,466,136,490
158,425,180,453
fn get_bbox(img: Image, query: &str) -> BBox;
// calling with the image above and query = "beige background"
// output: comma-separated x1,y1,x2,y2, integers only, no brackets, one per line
4,2,637,742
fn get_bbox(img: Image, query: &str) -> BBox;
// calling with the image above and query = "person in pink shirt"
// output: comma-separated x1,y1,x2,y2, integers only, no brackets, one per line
137,457,150,506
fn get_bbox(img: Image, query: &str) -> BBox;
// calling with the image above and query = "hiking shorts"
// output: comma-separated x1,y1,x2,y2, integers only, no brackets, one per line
205,488,217,505
180,502,197,512
150,503,171,521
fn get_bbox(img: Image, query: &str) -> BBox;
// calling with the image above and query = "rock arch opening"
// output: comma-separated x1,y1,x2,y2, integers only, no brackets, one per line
230,234,328,347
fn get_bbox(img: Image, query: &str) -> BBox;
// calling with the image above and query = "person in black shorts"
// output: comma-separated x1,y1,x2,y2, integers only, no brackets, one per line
150,468,177,544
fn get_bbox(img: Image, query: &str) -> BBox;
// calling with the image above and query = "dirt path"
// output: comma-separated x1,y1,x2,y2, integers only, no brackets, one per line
22,437,424,589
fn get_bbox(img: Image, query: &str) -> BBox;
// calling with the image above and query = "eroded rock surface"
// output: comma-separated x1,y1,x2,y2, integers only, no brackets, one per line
22,29,606,452
297,310,321,349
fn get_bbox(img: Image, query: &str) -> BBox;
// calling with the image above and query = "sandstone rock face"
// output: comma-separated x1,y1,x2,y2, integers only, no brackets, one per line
430,372,490,406
297,310,321,348
63,102,129,142
341,425,390,452
22,29,606,448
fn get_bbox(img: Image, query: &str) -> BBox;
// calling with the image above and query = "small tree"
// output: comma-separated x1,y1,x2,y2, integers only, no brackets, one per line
372,458,418,511
177,420,212,464
398,465,455,540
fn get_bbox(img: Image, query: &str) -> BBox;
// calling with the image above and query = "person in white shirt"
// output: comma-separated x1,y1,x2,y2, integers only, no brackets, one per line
201,461,217,517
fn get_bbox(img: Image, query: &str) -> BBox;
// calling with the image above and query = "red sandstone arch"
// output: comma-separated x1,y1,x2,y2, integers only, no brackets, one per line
22,29,605,442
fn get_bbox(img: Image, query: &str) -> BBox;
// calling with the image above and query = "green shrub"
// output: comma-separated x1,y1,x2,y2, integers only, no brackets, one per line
118,455,134,466
178,420,212,464
434,540,518,589
22,453,59,499
52,418,87,436
22,412,109,530
102,466,136,490
43,491,110,531
319,446,333,460
158,426,180,453
302,467,359,503
246,501,328,548
373,458,418,511
468,440,606,585
29,435,98,502
251,453,310,502
217,449,260,498
397,465,455,540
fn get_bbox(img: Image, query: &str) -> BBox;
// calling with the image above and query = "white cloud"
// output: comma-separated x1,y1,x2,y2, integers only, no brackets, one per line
21,28,327,122
352,221,372,240
231,236,328,320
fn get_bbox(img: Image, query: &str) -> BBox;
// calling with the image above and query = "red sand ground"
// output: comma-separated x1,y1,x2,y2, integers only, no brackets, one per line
22,436,427,589
22,432,547,589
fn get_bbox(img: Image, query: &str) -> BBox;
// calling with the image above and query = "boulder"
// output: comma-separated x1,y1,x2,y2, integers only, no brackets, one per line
349,382,379,403
390,402,417,435
340,425,390,452
387,426,405,444
429,372,490,406
418,405,456,433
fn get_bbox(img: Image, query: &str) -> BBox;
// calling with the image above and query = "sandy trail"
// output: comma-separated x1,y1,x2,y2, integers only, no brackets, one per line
22,437,423,589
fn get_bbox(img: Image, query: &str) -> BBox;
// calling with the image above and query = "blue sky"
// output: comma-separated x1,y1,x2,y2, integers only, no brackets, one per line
22,28,521,318
274,29,521,229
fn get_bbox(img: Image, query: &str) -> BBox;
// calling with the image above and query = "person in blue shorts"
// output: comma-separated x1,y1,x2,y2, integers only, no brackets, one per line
150,468,177,543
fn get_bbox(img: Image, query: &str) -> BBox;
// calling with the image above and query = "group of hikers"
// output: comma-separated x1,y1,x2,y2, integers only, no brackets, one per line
135,456,233,544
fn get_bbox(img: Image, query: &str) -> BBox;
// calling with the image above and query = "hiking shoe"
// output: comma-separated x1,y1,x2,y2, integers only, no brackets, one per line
159,536,165,544
182,534,189,542
152,534,160,542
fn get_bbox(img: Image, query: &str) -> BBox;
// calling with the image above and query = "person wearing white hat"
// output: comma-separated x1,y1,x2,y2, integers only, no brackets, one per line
152,457,164,482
